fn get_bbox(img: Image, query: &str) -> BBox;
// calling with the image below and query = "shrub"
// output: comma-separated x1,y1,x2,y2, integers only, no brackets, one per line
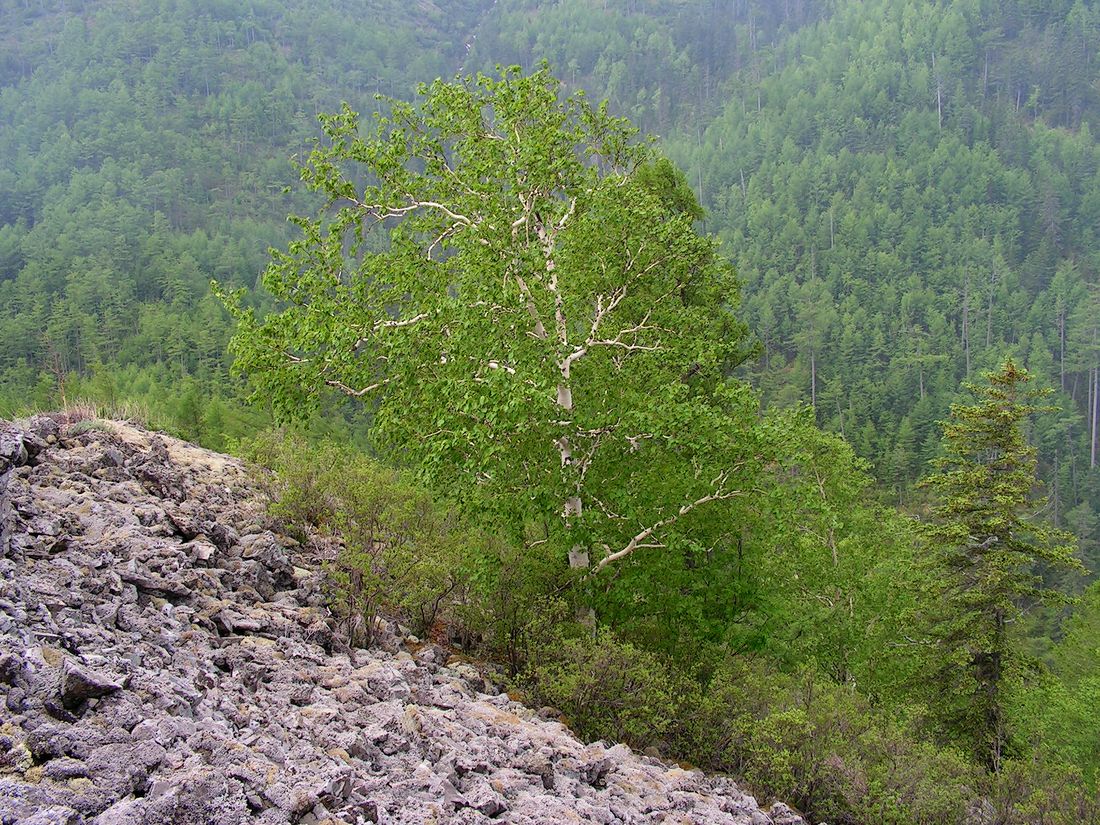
983,756,1100,824
521,628,700,751
452,534,573,674
695,659,974,825
523,640,977,825
242,431,471,644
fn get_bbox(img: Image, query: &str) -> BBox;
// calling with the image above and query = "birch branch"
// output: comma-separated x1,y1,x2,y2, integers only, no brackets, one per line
512,271,548,340
325,377,390,397
347,192,477,229
351,312,432,348
594,481,744,572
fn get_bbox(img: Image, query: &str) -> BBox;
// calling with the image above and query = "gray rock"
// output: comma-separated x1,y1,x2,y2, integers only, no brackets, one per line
27,414,62,444
15,805,83,825
0,422,29,472
61,661,123,709
768,802,808,824
0,651,27,685
0,419,804,825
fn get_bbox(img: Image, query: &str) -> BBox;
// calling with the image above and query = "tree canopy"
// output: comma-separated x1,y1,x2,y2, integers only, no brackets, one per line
921,359,1081,768
221,67,760,575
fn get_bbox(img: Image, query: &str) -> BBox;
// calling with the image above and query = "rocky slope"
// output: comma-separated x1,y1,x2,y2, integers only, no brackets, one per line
0,416,805,825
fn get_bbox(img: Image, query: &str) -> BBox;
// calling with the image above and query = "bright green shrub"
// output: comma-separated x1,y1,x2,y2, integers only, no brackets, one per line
522,628,700,750
451,535,571,675
243,431,472,644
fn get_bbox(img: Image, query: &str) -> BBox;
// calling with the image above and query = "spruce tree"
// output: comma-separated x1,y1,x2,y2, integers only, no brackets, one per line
921,359,1080,770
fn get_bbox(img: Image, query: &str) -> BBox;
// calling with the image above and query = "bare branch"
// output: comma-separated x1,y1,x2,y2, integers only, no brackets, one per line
348,193,476,229
625,433,656,452
427,225,459,259
587,309,662,356
352,312,432,348
589,495,625,521
556,197,577,232
375,312,430,332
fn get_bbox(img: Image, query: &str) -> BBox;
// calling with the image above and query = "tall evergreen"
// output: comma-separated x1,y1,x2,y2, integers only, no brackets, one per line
921,359,1080,769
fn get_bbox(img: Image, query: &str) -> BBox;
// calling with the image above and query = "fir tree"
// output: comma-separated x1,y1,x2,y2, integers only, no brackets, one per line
921,359,1081,770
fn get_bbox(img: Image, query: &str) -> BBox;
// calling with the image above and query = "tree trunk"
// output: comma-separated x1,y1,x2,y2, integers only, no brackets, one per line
986,266,996,349
962,273,971,378
557,365,589,570
1086,367,1095,470
1059,308,1066,390
810,349,817,412
933,52,943,130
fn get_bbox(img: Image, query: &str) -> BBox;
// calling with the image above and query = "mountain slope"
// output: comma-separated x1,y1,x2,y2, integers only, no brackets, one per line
661,0,1100,538
0,415,804,825
0,0,492,439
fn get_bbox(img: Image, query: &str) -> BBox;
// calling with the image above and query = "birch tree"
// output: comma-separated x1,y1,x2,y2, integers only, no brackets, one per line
220,67,756,574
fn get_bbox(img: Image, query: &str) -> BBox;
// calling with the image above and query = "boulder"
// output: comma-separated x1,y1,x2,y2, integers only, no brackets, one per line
60,661,124,710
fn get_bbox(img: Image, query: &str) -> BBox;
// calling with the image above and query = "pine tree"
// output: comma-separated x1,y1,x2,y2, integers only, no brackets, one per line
921,358,1081,770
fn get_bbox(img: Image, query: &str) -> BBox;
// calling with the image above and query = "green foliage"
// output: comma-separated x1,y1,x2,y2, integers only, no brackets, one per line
450,537,571,676
0,0,490,434
655,0,1100,538
981,755,1100,825
6,2,1100,819
524,628,698,750
920,359,1082,767
221,66,759,584
695,660,975,825
1008,581,1100,788
465,0,825,133
521,633,977,825
243,431,473,643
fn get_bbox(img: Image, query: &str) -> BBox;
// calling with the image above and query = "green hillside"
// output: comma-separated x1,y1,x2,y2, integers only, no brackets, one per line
0,0,491,442
669,0,1100,536
3,2,1100,820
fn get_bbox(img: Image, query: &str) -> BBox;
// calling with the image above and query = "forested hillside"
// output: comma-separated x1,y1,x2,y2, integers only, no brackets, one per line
461,0,1100,575
4,2,1100,821
0,0,492,444
667,0,1100,549
3,0,1096,541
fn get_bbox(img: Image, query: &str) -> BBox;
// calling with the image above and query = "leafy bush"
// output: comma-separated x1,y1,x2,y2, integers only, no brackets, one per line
982,756,1100,825
242,431,472,644
450,535,572,675
522,637,977,825
522,628,701,750
694,659,974,825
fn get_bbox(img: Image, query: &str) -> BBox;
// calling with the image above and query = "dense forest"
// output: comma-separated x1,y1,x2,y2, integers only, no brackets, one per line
3,1,1100,822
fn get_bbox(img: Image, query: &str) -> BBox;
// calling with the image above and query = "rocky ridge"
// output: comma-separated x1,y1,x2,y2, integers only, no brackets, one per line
0,416,805,825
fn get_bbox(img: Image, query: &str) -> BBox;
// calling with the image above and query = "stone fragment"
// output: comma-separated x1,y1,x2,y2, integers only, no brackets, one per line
0,652,26,685
0,419,805,825
61,661,123,709
768,802,808,824
118,568,190,601
15,806,83,825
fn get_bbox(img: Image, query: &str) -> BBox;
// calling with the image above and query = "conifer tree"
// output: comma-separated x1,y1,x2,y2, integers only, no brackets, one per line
921,359,1080,770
